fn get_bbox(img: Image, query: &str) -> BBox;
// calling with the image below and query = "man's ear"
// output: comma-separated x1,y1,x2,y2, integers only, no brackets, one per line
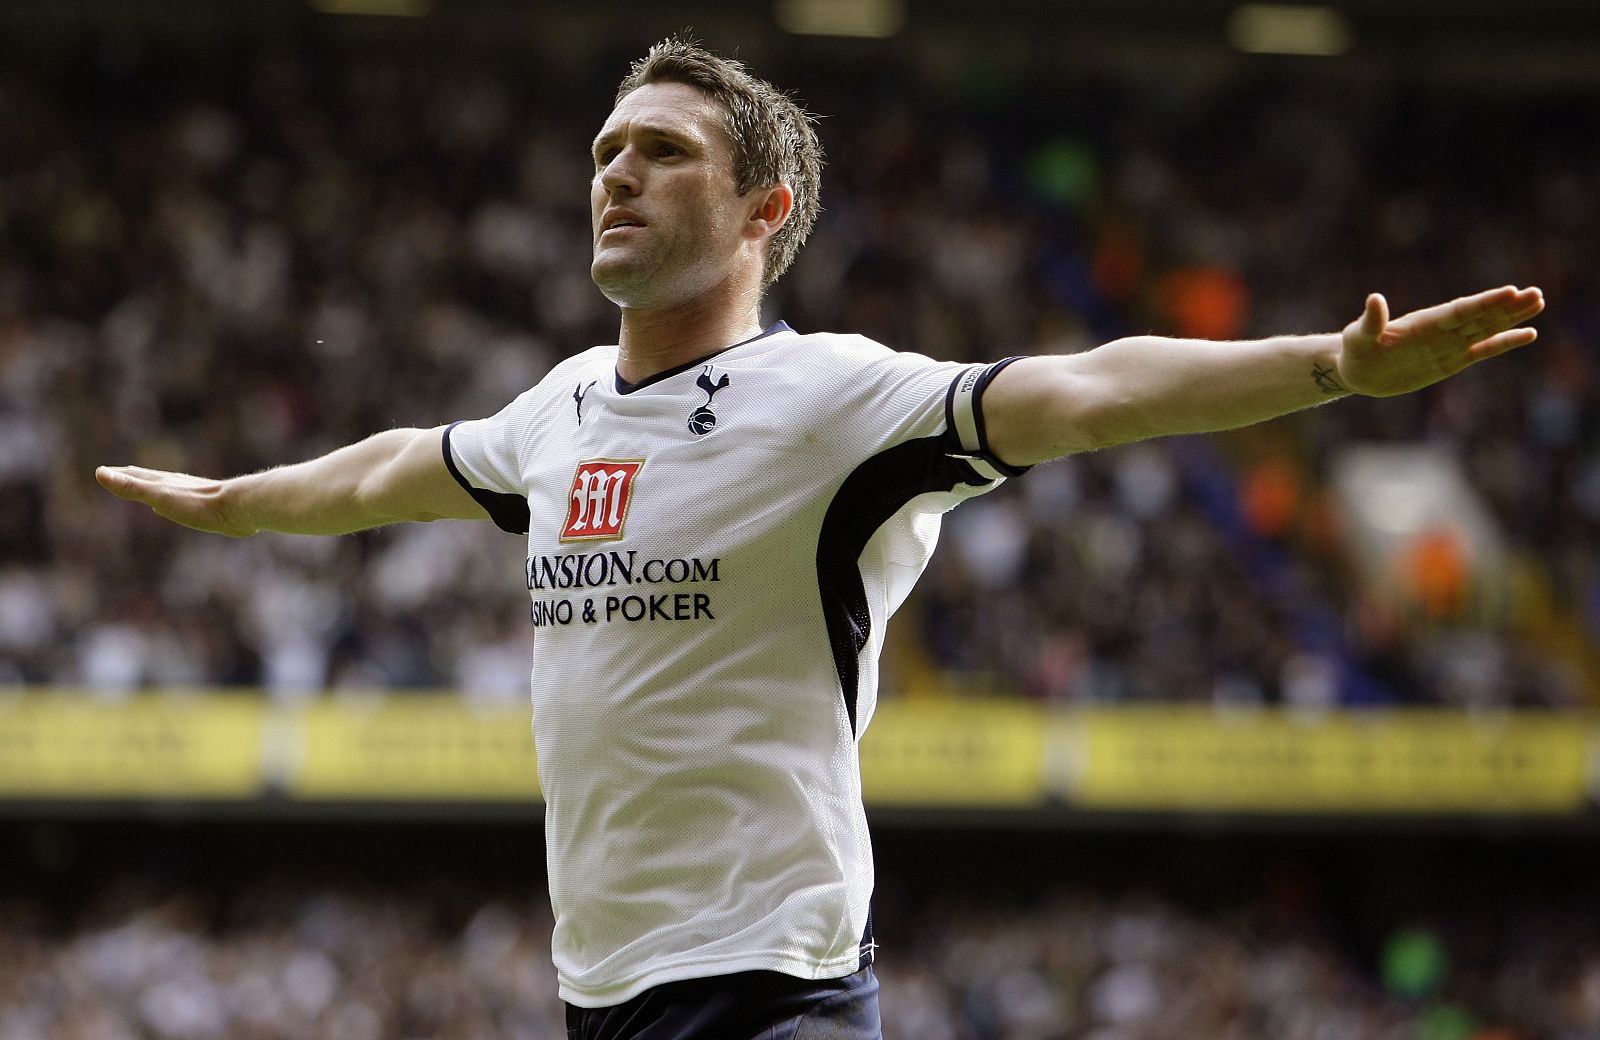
745,183,794,242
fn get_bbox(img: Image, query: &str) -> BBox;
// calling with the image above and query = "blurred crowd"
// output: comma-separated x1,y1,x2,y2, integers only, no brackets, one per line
0,877,566,1040
878,890,1600,1040
1,867,1596,1040
1,26,1596,706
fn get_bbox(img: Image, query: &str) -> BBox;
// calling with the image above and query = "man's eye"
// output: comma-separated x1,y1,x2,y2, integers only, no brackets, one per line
656,144,680,158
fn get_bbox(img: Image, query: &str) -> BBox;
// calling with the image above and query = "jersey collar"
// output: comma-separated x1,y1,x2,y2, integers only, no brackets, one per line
613,321,793,395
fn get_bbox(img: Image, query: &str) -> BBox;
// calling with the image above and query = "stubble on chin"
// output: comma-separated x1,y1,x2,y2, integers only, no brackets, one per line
591,254,652,308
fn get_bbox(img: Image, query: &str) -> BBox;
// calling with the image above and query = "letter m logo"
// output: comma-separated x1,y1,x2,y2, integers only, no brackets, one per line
560,459,643,543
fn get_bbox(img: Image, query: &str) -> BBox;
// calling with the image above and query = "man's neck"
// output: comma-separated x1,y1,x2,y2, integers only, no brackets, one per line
615,292,763,385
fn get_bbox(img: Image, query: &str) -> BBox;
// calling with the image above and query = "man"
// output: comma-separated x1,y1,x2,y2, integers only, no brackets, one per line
98,37,1543,1040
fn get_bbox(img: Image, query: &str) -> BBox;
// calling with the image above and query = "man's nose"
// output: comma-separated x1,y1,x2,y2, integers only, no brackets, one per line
599,148,641,196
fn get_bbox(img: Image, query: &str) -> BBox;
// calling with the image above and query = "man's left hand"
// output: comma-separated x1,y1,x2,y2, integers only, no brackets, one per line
1337,285,1545,397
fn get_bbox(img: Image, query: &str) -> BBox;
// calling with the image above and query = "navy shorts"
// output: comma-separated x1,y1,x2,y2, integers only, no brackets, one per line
564,965,882,1040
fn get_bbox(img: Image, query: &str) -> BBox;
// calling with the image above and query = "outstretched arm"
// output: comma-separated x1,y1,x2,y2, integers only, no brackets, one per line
96,426,489,536
984,285,1544,466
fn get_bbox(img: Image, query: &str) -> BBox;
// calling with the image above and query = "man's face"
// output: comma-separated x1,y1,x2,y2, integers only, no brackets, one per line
589,82,754,310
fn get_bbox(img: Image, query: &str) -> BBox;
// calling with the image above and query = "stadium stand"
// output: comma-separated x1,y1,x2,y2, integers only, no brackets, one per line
1,823,1597,1040
0,20,1595,708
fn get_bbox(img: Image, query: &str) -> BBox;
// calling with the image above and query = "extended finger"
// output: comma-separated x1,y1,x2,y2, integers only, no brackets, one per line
1438,286,1538,331
101,465,219,495
118,465,185,480
98,465,160,485
95,465,141,489
1454,296,1546,342
1361,293,1388,338
1505,293,1545,325
1433,286,1515,330
1467,326,1537,361
1477,289,1544,328
95,466,157,502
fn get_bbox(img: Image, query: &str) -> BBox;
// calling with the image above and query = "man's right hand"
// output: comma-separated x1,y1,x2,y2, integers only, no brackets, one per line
96,427,491,538
95,466,258,537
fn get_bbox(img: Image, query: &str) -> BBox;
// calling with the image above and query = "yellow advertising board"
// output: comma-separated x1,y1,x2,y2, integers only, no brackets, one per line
0,692,1593,815
859,699,1046,806
290,698,539,800
1054,707,1593,813
0,691,264,797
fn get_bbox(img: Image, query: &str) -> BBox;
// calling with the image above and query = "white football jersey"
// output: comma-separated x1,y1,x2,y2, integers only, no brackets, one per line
445,322,1023,1007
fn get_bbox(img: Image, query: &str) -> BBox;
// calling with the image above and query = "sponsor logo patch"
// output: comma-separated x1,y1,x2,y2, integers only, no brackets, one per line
560,459,643,542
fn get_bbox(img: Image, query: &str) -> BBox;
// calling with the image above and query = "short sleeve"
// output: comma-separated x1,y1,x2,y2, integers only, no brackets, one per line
443,410,532,535
805,336,1032,486
943,356,1031,480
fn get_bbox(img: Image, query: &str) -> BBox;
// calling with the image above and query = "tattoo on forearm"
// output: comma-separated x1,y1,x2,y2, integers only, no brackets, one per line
1312,362,1350,396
